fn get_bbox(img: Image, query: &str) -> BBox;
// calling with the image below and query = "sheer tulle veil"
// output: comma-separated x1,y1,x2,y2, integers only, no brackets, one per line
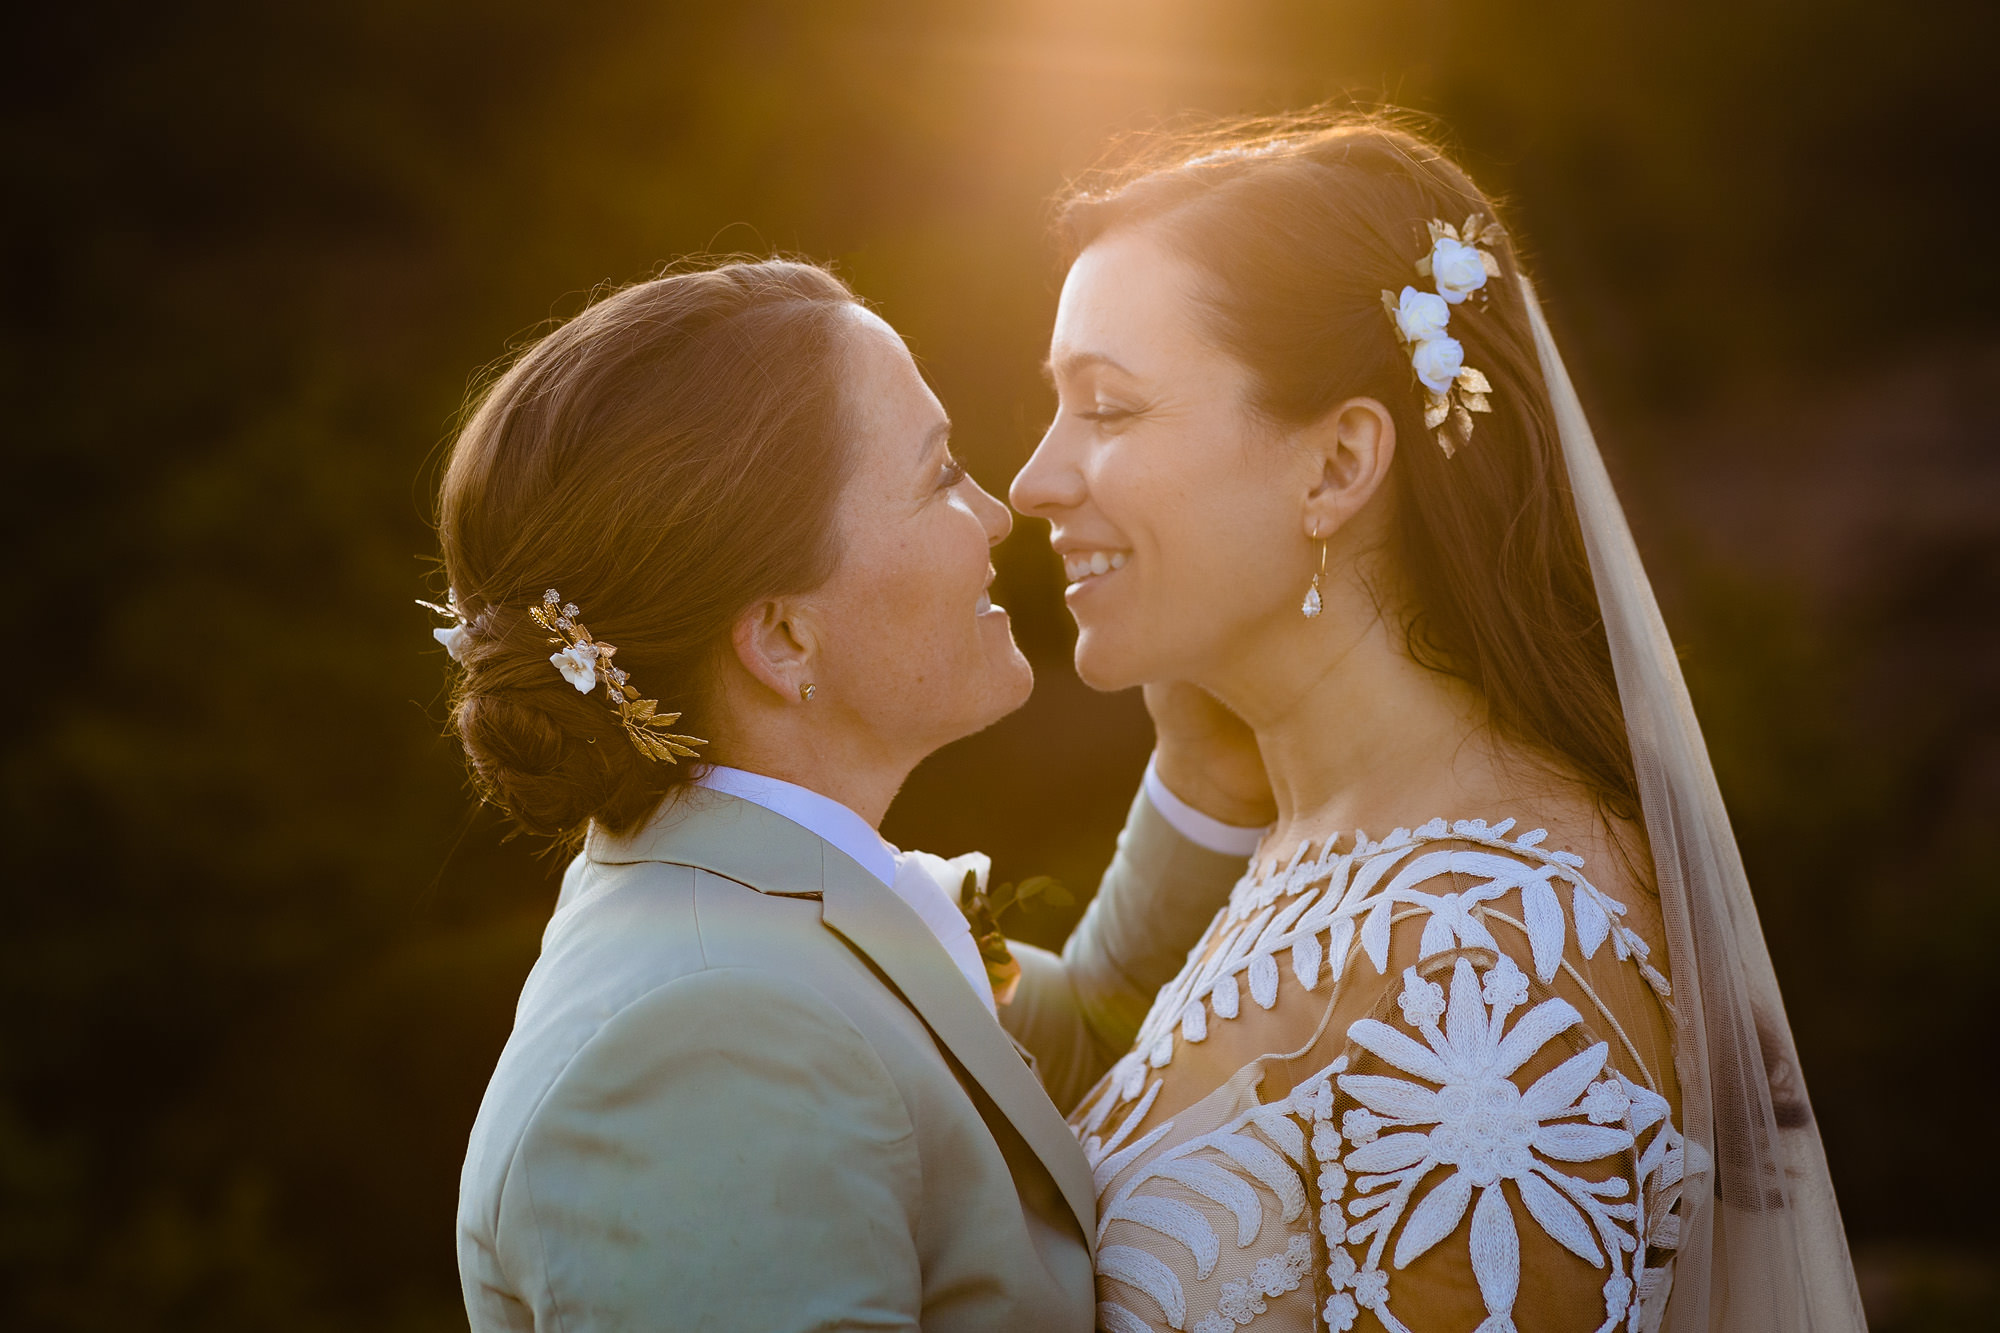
1519,275,1866,1332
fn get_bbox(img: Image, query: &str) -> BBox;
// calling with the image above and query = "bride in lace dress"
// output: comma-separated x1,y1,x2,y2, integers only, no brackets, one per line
1009,114,1865,1333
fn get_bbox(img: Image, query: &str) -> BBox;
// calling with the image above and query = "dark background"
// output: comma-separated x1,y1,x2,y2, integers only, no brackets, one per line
4,1,1995,1328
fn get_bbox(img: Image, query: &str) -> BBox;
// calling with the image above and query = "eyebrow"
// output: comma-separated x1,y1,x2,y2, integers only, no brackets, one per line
1041,350,1135,385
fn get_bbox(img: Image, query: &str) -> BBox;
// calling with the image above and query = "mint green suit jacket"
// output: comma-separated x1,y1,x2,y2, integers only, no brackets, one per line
456,785,1243,1331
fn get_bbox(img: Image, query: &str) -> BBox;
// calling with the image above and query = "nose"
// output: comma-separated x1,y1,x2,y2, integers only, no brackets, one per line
967,476,1014,547
1009,417,1086,519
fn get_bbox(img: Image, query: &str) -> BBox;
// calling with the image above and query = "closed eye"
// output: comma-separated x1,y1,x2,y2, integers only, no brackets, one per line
1076,406,1139,427
937,455,967,489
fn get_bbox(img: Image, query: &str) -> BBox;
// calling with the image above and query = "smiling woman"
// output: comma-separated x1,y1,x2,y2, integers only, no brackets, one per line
427,256,1271,1332
435,259,864,839
1012,111,1863,1333
712,302,1034,827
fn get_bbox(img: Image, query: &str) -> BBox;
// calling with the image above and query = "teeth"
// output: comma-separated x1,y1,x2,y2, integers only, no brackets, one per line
975,592,992,614
1062,550,1130,583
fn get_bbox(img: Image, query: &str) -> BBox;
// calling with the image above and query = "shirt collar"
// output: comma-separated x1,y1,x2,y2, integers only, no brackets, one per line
693,765,898,888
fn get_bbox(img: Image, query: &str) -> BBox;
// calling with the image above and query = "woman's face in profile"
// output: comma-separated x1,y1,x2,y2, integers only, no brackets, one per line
1013,228,1317,693
802,307,1033,759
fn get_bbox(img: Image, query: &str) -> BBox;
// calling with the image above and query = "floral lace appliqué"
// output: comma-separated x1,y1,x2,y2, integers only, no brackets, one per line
1077,820,1685,1333
1317,955,1676,1333
1077,818,1669,1145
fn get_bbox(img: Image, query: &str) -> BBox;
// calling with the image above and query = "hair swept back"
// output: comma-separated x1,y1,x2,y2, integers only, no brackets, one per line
1056,108,1640,830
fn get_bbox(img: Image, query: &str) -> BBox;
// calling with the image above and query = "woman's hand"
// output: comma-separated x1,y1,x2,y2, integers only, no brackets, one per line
1144,682,1276,829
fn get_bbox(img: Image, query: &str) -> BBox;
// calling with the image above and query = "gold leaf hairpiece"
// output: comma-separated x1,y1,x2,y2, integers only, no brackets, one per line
1382,213,1505,457
528,589,707,765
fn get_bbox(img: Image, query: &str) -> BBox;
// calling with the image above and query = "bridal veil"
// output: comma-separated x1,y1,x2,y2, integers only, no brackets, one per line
1521,276,1867,1332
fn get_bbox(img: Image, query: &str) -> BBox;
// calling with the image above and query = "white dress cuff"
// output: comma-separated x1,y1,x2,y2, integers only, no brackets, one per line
1143,756,1267,858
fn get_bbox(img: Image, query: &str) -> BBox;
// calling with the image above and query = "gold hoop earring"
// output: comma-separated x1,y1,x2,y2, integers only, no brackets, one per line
799,683,816,702
1302,528,1327,620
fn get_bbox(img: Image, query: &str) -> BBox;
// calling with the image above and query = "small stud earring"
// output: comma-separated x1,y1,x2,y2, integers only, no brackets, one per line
799,683,816,702
1302,525,1327,620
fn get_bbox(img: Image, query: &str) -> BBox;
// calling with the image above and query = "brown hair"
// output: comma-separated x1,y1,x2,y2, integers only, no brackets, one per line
1059,110,1638,823
433,258,861,839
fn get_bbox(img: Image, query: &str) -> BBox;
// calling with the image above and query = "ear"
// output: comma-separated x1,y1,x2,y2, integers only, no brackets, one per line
1299,396,1397,541
730,597,816,703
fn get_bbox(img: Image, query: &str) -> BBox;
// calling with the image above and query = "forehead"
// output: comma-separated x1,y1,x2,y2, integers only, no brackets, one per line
1050,228,1207,372
837,305,946,453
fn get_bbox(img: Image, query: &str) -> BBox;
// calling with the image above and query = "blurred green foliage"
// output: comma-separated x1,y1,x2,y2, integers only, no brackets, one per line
2,1,1995,1327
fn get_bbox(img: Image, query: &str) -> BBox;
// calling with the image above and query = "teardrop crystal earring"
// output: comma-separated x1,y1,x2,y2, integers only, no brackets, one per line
1301,526,1327,619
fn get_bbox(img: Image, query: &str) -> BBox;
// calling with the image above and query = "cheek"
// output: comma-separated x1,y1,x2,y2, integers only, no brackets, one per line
1123,442,1272,598
1085,435,1292,668
842,512,986,683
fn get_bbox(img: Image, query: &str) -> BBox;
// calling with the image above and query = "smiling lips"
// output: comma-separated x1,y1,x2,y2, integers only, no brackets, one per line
1061,549,1128,590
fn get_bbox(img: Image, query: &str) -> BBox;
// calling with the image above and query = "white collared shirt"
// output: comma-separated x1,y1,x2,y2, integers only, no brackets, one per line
694,761,1267,1018
1140,757,1268,857
695,765,997,1013
695,765,900,887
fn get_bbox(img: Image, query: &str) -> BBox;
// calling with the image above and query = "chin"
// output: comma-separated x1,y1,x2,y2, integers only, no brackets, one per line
992,646,1035,716
944,655,1034,747
1071,629,1148,694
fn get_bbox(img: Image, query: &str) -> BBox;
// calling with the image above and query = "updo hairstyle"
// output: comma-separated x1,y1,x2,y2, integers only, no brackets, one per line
433,259,861,839
1058,110,1638,824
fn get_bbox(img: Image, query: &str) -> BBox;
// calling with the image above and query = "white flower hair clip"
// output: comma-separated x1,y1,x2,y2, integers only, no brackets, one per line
529,589,707,765
1381,214,1505,457
416,589,472,663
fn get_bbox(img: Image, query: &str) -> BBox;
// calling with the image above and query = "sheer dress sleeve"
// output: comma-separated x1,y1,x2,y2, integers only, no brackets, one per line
1071,819,1687,1333
1005,784,1257,1112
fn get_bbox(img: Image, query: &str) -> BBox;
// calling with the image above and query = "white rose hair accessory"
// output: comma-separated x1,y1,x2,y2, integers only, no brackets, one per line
1381,214,1505,457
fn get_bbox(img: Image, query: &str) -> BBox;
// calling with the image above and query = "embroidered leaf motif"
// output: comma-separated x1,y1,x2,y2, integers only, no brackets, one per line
1109,1195,1221,1278
1574,883,1612,957
1523,878,1566,981
1469,1184,1521,1314
1153,1159,1265,1246
1096,1301,1155,1333
1214,1133,1306,1222
1396,1172,1472,1267
1248,954,1280,1009
1098,1245,1186,1327
1292,931,1323,989
1211,974,1239,1019
1517,1170,1602,1264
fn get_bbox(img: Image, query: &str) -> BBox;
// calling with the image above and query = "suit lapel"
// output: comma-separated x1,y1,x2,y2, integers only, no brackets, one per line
816,857,1097,1238
589,790,1097,1239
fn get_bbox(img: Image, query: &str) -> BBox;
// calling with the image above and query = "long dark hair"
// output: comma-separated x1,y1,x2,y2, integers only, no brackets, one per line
1058,110,1638,825
433,259,861,840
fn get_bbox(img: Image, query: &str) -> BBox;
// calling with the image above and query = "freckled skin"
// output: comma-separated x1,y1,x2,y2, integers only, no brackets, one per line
796,309,1033,772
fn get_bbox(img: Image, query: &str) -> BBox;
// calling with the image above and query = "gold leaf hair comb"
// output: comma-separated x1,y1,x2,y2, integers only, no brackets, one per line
528,589,707,765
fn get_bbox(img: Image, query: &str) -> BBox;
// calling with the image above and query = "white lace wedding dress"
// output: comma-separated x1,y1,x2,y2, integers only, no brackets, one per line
1069,272,1869,1333
1072,817,1687,1333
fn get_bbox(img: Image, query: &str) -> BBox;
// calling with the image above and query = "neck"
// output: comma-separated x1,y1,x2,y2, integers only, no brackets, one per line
1200,577,1497,855
704,691,915,830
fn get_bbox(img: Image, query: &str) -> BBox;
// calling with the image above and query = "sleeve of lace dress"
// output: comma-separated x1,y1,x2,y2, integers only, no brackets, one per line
1002,782,1250,1111
1294,853,1682,1333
